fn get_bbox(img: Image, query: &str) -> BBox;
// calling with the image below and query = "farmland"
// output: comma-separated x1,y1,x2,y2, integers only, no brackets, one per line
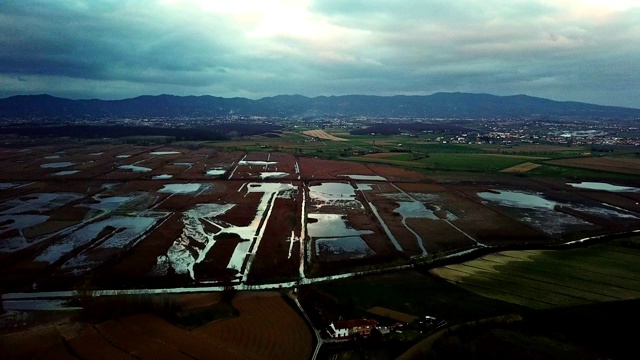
394,237,640,360
0,141,639,292
1,136,640,360
305,238,640,360
1,292,312,360
430,237,640,309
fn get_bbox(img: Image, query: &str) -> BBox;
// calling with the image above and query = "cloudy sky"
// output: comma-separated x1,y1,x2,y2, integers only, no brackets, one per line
1,0,639,107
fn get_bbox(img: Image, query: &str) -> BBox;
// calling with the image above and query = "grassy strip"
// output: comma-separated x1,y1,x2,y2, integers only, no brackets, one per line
470,259,639,299
502,259,640,293
527,251,640,279
456,283,555,309
497,250,640,286
351,153,535,173
526,164,640,180
445,268,591,307
460,263,619,302
442,264,597,304
478,263,640,300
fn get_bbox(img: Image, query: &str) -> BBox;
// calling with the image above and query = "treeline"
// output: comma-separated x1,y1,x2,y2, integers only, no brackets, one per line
0,123,282,141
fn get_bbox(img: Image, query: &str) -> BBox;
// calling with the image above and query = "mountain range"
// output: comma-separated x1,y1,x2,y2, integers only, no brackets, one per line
1,92,639,119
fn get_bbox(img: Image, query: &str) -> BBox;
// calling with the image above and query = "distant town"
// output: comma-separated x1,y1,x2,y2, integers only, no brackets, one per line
3,114,638,147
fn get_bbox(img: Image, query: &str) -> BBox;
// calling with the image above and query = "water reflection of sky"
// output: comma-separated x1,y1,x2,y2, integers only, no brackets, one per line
477,190,600,236
308,214,372,238
119,164,152,172
309,182,355,202
567,182,640,192
158,183,204,194
52,170,79,176
477,190,557,209
308,213,374,260
394,201,439,220
206,169,226,176
316,237,374,260
41,161,75,168
152,174,173,180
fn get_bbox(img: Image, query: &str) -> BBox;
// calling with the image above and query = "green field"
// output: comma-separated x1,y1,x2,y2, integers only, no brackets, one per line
305,270,526,325
527,163,640,180
350,152,544,172
203,130,640,178
431,237,640,309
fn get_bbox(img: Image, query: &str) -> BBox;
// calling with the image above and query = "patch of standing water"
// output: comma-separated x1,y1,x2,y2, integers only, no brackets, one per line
238,160,277,166
573,204,638,219
316,237,374,260
395,202,439,220
52,170,79,176
1,193,82,215
152,174,173,180
341,174,386,181
89,152,103,156
0,214,50,253
567,182,640,192
408,193,440,202
116,154,131,158
477,190,558,209
160,182,296,280
477,190,594,236
309,182,356,202
84,195,133,212
119,164,152,172
2,299,82,311
158,203,234,277
308,214,374,260
260,172,288,179
40,162,74,169
174,162,193,166
245,182,296,195
206,169,226,176
158,183,206,194
44,155,61,159
150,151,180,155
308,214,373,238
43,216,159,273
0,183,19,189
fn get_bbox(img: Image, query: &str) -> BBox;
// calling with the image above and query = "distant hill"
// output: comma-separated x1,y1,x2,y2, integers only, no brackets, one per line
1,92,639,119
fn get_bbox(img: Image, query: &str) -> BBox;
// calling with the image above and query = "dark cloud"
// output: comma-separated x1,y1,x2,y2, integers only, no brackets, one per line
0,1,638,108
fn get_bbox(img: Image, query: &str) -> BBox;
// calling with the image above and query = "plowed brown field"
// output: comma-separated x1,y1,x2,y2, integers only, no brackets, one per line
545,156,640,175
194,292,313,360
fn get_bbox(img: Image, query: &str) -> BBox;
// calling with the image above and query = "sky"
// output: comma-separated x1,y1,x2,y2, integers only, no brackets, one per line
1,0,639,108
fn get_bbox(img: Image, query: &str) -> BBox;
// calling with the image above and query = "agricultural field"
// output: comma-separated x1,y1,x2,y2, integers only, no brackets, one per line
0,143,639,294
302,129,348,142
359,152,548,172
430,237,640,309
545,156,640,175
1,140,639,360
0,292,312,360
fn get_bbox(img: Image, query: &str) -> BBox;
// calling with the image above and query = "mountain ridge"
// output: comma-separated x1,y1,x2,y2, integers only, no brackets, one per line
1,92,639,119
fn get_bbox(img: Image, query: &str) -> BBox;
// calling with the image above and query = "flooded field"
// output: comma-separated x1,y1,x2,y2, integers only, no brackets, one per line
567,181,640,192
477,189,637,236
40,162,75,168
0,144,638,292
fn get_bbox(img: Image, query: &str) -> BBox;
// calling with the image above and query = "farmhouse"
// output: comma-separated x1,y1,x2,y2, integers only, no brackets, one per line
327,318,378,339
